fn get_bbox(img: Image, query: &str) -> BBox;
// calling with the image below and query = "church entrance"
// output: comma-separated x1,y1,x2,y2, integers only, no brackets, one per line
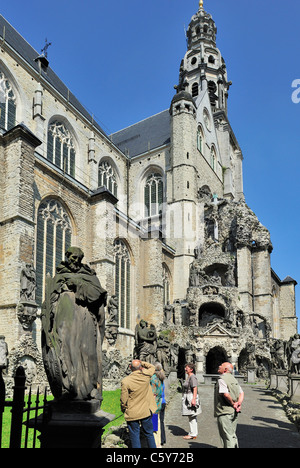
206,346,228,374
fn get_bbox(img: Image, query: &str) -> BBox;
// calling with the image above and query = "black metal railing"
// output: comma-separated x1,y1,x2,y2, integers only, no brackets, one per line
0,366,49,448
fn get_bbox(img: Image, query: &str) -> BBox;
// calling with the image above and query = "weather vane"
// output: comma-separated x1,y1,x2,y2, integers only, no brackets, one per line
41,38,52,58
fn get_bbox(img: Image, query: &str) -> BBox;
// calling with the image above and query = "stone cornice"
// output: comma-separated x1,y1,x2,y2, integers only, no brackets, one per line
0,124,42,148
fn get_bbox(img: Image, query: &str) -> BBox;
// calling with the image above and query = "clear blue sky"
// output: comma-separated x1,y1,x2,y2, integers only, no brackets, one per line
1,0,299,327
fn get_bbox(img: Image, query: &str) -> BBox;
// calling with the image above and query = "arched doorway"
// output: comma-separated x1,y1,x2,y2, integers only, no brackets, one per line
206,346,228,374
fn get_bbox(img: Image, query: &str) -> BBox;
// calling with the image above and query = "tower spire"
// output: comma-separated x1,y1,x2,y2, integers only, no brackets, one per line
175,1,231,114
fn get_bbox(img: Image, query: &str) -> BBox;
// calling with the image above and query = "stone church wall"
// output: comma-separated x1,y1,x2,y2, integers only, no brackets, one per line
0,7,298,391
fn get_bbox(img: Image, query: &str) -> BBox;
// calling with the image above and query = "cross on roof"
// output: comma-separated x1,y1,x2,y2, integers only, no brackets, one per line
41,38,52,58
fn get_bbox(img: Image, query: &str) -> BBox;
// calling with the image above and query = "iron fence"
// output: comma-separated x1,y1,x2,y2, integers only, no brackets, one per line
0,366,49,448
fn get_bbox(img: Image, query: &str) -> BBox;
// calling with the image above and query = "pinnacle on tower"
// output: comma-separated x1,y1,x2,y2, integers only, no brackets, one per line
187,4,217,49
174,2,231,113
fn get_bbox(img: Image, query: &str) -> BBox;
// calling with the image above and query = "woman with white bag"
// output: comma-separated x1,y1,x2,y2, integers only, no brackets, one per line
182,363,202,440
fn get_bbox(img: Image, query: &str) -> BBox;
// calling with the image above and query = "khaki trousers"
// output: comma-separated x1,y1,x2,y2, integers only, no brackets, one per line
217,413,239,448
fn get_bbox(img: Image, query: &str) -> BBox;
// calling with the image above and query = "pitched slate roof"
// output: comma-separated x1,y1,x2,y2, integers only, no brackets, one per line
0,15,171,159
0,15,107,137
110,109,171,158
282,276,297,285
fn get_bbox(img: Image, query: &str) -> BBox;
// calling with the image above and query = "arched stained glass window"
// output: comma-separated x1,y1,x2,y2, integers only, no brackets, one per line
36,199,72,305
0,71,16,131
98,161,118,197
47,121,76,177
144,173,163,217
114,239,131,329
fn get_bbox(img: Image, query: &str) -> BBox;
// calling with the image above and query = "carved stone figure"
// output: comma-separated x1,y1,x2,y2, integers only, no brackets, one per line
163,302,175,324
41,247,107,402
20,263,36,301
188,302,198,326
105,325,119,346
271,339,287,371
107,295,118,324
289,334,300,375
134,319,157,363
105,295,119,345
170,342,179,370
20,355,37,386
234,310,244,329
246,342,256,367
19,263,38,331
17,302,37,331
157,334,171,373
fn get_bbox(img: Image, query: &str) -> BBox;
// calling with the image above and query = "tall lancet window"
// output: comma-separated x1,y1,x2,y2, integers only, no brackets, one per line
0,71,16,130
47,121,76,177
36,199,72,305
163,264,171,306
144,173,163,217
210,146,216,171
98,161,118,197
197,126,203,153
114,239,131,329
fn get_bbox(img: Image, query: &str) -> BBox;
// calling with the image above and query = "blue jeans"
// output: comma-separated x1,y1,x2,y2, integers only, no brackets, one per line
127,414,156,448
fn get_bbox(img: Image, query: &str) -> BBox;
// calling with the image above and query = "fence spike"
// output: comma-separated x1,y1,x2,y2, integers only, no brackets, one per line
9,366,26,448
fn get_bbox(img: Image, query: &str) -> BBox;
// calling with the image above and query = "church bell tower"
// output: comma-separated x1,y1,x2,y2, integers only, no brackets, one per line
168,1,244,300
178,0,232,114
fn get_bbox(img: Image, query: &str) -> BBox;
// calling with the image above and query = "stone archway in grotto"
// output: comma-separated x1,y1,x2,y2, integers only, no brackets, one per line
177,347,187,380
238,348,249,375
238,346,258,374
199,302,225,327
205,346,228,374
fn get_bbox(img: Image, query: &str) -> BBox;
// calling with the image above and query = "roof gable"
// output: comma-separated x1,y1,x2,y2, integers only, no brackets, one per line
110,109,171,158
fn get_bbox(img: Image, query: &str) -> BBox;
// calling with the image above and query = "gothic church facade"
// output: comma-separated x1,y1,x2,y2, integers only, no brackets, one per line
0,3,297,379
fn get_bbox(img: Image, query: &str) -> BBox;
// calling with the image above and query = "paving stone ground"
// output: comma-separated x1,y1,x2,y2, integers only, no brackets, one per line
163,383,300,449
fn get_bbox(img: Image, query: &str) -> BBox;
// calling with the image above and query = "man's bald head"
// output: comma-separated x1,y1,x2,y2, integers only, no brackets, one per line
130,359,142,371
218,362,234,374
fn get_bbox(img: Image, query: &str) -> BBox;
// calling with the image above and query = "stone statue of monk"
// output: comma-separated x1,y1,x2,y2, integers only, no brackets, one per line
41,247,107,403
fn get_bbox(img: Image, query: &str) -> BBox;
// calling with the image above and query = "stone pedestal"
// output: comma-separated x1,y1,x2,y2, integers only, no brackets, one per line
276,370,289,394
30,400,115,449
168,371,178,384
203,374,219,385
195,353,204,376
269,372,277,389
247,366,256,384
290,375,300,404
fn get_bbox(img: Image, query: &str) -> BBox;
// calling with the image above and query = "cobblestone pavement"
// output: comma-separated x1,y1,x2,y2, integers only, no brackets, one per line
163,383,300,449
